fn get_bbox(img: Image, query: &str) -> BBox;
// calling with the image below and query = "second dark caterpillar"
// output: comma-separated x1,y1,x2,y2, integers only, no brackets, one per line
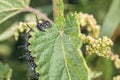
18,31,39,80
18,15,52,80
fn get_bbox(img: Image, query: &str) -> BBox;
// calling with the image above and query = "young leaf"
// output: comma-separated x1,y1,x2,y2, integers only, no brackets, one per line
0,62,12,80
29,13,89,80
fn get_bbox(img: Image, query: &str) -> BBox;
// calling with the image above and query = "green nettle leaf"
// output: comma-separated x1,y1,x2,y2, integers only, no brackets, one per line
0,0,30,41
0,0,30,24
0,62,12,80
29,13,89,80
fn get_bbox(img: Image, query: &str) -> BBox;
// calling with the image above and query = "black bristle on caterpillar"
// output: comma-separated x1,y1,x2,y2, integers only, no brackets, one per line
29,70,40,80
28,58,37,69
18,51,34,60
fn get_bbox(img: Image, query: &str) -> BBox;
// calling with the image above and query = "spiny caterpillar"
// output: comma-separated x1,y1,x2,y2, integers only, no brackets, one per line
18,15,52,80
35,15,51,32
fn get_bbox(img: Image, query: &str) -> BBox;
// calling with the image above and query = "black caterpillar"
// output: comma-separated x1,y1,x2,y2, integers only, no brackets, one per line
18,15,51,80
35,15,51,31
18,32,39,80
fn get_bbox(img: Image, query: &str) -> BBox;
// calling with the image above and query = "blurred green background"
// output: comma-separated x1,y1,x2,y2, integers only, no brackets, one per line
0,0,119,80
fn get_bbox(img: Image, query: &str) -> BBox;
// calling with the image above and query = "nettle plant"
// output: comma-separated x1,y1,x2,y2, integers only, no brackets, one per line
0,0,120,80
17,1,120,80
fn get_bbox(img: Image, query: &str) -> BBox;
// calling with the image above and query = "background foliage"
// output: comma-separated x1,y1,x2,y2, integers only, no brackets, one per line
0,0,119,80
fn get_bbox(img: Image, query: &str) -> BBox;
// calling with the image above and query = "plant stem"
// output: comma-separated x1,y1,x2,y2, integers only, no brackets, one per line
52,0,64,26
52,0,60,20
24,7,52,23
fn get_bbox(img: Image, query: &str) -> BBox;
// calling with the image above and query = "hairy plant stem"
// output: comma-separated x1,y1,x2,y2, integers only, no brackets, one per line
52,0,60,20
24,6,52,23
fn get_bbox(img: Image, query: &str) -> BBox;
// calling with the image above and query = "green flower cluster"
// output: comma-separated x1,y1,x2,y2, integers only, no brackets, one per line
110,54,120,69
77,12,100,38
113,75,120,80
85,36,113,58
